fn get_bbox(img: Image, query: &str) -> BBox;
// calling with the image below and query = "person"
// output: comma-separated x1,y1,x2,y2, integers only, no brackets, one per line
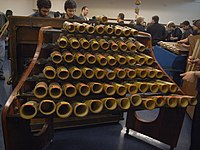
147,15,166,46
62,0,80,20
79,6,89,21
117,13,125,25
180,56,200,150
166,22,182,42
54,11,61,18
177,19,200,49
181,20,193,39
31,0,52,18
0,11,7,80
133,16,145,32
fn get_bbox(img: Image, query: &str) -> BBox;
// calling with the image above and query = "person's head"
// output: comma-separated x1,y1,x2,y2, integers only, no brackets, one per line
152,15,159,24
37,0,51,17
6,9,13,18
54,11,60,18
181,21,190,30
167,22,176,32
117,13,124,23
193,19,200,31
64,0,77,18
81,6,89,17
136,16,144,25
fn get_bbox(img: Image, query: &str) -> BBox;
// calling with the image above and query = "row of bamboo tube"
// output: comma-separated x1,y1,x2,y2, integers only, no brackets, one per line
63,21,139,37
57,36,146,52
34,80,178,99
43,65,164,80
20,94,197,119
50,50,154,66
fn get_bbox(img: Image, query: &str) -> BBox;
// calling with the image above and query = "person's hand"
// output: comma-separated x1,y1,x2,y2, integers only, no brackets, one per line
180,43,190,48
180,71,196,82
188,56,200,68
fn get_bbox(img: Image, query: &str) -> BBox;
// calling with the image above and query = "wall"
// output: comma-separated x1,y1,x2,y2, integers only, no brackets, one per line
1,0,200,24
0,0,34,16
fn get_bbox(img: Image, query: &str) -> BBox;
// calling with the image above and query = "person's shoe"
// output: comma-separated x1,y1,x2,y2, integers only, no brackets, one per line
0,75,5,80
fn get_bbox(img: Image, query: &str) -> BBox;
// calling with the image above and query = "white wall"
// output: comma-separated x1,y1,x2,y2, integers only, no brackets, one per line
0,0,34,16
1,0,200,24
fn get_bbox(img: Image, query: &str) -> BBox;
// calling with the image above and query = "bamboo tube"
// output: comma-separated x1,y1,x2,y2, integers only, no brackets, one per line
20,101,38,119
125,83,138,94
156,82,169,93
129,94,142,107
125,68,136,79
96,53,107,66
73,102,89,117
147,82,159,93
135,68,148,78
79,38,90,49
63,21,75,32
82,23,95,34
102,97,117,110
114,68,126,79
117,98,131,110
69,37,80,49
186,96,197,106
166,96,178,108
126,41,137,52
56,101,73,118
85,53,96,64
126,56,136,66
116,40,128,51
130,28,139,36
108,40,118,51
152,96,166,107
82,67,94,79
135,41,146,52
69,66,82,79
103,84,115,96
57,36,68,49
94,67,106,79
43,66,56,79
177,96,189,107
95,25,105,34
147,69,156,78
51,51,62,64
157,80,178,93
115,54,126,65
63,83,77,97
85,100,103,113
135,55,145,65
75,52,86,65
98,39,110,50
34,82,48,99
89,39,100,51
57,66,69,80
76,83,90,96
62,51,74,63
96,16,108,23
113,83,127,96
49,82,62,99
73,22,86,33
105,69,116,80
39,100,56,115
155,69,164,78
143,98,156,110
135,82,149,93
107,55,117,66
105,25,114,34
89,82,103,94
140,54,154,65
114,26,122,36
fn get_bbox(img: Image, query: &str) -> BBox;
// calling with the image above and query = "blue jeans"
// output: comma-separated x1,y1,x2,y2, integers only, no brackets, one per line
0,38,5,76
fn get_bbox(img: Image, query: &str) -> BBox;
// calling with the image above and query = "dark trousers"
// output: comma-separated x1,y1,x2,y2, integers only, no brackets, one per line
190,93,200,150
